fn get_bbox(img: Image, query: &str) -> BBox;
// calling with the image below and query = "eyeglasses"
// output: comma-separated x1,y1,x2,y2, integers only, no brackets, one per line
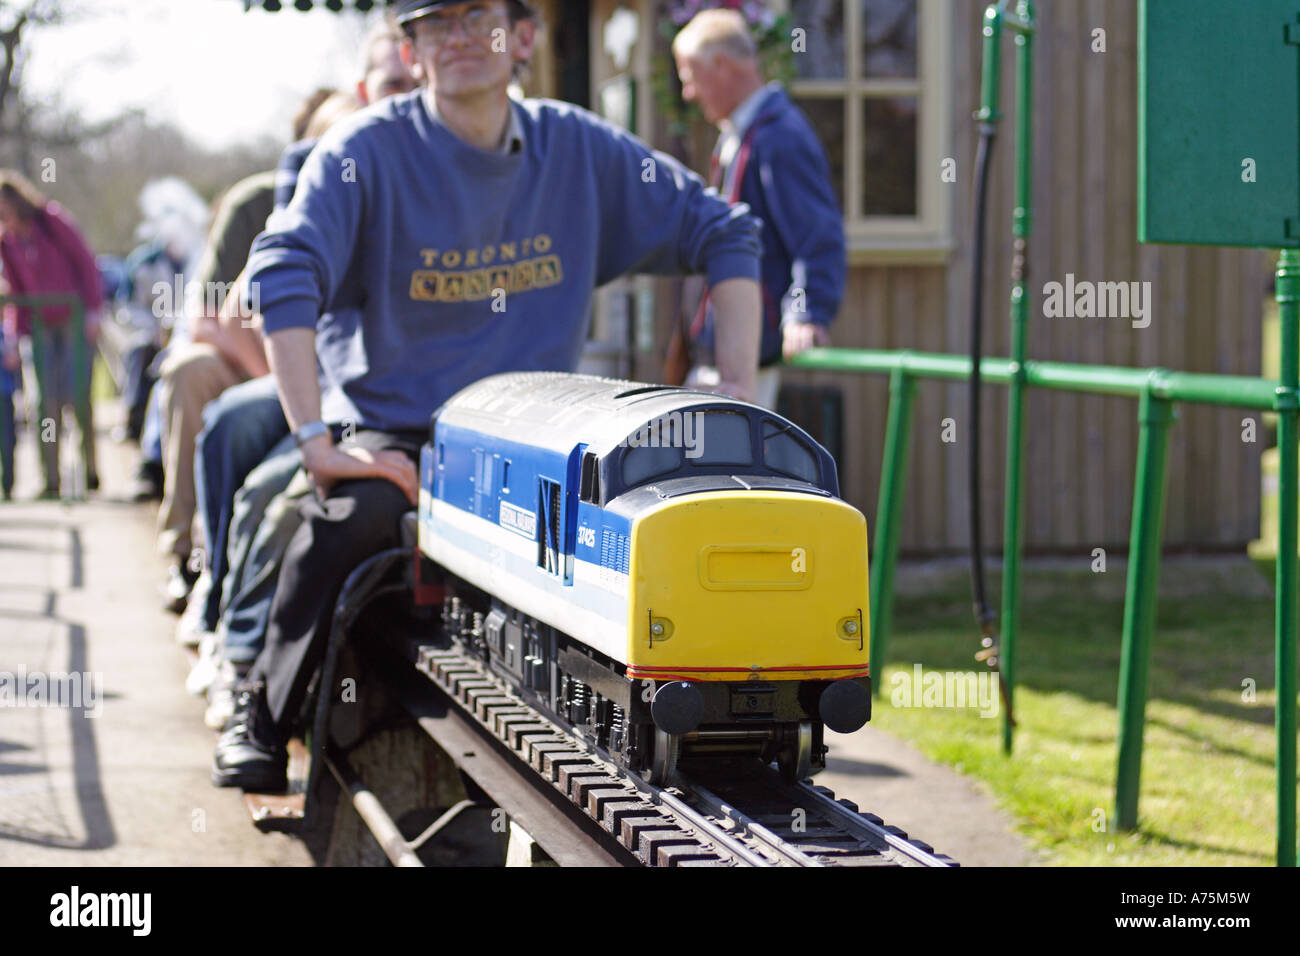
413,6,508,45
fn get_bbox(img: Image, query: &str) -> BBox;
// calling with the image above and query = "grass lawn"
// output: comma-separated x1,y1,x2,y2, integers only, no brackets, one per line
871,557,1295,866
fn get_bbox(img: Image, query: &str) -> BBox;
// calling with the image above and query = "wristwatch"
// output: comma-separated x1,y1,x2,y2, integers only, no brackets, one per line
292,420,330,448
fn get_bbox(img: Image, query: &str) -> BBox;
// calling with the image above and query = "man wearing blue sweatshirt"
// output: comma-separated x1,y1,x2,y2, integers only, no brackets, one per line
213,0,763,791
670,8,846,410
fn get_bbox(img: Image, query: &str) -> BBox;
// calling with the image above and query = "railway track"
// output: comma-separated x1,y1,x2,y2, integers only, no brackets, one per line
409,641,956,867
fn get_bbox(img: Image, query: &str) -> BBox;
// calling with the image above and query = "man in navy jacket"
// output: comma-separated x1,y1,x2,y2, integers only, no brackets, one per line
672,8,846,410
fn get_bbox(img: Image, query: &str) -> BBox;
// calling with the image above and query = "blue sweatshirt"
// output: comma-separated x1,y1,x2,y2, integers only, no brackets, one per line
245,91,762,432
697,86,846,367
273,138,317,212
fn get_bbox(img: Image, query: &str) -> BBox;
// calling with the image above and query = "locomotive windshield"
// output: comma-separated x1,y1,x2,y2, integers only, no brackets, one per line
616,409,820,493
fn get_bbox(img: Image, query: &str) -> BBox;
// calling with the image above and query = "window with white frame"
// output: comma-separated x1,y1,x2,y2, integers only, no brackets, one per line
777,0,951,262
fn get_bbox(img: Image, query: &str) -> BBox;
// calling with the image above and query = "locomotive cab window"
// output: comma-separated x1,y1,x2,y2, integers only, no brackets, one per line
693,411,753,466
621,443,682,487
762,420,819,483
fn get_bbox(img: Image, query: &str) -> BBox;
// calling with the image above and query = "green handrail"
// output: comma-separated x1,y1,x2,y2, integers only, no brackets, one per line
791,339,1295,866
787,0,1295,870
795,349,1281,409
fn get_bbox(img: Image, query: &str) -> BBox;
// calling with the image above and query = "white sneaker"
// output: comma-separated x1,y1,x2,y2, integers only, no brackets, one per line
185,631,221,697
174,572,212,647
204,659,247,730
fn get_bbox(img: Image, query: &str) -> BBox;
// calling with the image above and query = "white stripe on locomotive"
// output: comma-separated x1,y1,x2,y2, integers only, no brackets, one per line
420,495,631,664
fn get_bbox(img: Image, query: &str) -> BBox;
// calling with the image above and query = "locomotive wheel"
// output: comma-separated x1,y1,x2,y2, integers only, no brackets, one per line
648,728,680,785
776,721,813,784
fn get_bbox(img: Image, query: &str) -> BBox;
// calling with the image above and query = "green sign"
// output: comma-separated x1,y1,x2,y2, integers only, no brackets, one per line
1139,0,1300,247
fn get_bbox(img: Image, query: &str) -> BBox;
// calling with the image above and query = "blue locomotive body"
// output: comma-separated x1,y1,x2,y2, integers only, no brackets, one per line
417,372,870,782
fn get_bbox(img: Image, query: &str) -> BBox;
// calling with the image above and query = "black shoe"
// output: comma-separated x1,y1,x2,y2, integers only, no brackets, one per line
87,472,100,492
211,682,288,792
130,460,164,502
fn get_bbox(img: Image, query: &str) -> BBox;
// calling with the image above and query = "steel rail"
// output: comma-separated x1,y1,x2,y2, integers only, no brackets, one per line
681,779,823,867
401,636,954,867
375,649,634,867
795,781,954,868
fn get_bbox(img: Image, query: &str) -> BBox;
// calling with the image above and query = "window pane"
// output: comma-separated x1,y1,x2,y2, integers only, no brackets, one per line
793,97,845,214
790,0,845,79
693,411,753,466
863,0,918,78
622,444,682,487
763,421,818,483
863,97,917,216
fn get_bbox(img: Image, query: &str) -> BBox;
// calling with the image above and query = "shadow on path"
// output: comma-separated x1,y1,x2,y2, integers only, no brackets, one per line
0,520,115,851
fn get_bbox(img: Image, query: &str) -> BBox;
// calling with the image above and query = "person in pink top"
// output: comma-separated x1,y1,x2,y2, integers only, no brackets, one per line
0,169,102,498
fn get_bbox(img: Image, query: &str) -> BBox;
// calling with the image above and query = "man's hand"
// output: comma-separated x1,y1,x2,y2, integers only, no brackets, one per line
1,341,18,372
299,436,418,505
783,321,830,359
191,314,223,347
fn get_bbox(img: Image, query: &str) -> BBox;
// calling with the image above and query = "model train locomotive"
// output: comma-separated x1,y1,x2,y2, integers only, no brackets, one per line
417,372,871,783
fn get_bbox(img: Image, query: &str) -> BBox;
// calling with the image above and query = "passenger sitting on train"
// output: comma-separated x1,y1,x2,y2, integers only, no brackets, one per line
183,23,418,728
211,0,763,792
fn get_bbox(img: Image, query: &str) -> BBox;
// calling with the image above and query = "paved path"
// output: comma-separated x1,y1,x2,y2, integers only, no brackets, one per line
0,401,1039,866
0,405,309,865
819,727,1042,865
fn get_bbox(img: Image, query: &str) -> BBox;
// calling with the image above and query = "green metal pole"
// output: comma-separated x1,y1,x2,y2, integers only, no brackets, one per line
1115,387,1175,831
1273,249,1299,867
868,367,916,694
976,5,1003,127
998,0,1034,755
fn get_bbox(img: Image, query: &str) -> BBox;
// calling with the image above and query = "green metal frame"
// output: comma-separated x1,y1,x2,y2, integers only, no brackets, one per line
0,294,91,499
792,0,1298,866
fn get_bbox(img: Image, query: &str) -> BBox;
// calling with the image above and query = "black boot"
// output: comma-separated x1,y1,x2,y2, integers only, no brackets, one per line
211,681,288,792
130,459,164,502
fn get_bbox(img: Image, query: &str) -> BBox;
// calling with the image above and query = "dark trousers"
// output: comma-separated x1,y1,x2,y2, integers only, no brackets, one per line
249,429,423,736
0,391,14,497
123,342,159,439
194,375,288,632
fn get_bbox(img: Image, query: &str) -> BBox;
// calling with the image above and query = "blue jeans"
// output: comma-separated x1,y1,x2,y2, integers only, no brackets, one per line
193,375,287,632
218,438,302,664
140,383,163,466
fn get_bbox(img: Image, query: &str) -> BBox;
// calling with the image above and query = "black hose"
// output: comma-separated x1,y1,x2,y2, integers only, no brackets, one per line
968,122,1000,655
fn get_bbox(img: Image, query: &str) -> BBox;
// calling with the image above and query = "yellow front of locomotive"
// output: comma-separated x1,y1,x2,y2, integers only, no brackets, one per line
624,489,871,735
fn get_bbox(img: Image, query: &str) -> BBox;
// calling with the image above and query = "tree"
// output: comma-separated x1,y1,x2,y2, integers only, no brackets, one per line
0,0,64,169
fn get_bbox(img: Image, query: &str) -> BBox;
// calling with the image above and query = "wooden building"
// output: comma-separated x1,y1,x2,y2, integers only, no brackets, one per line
531,0,1273,555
